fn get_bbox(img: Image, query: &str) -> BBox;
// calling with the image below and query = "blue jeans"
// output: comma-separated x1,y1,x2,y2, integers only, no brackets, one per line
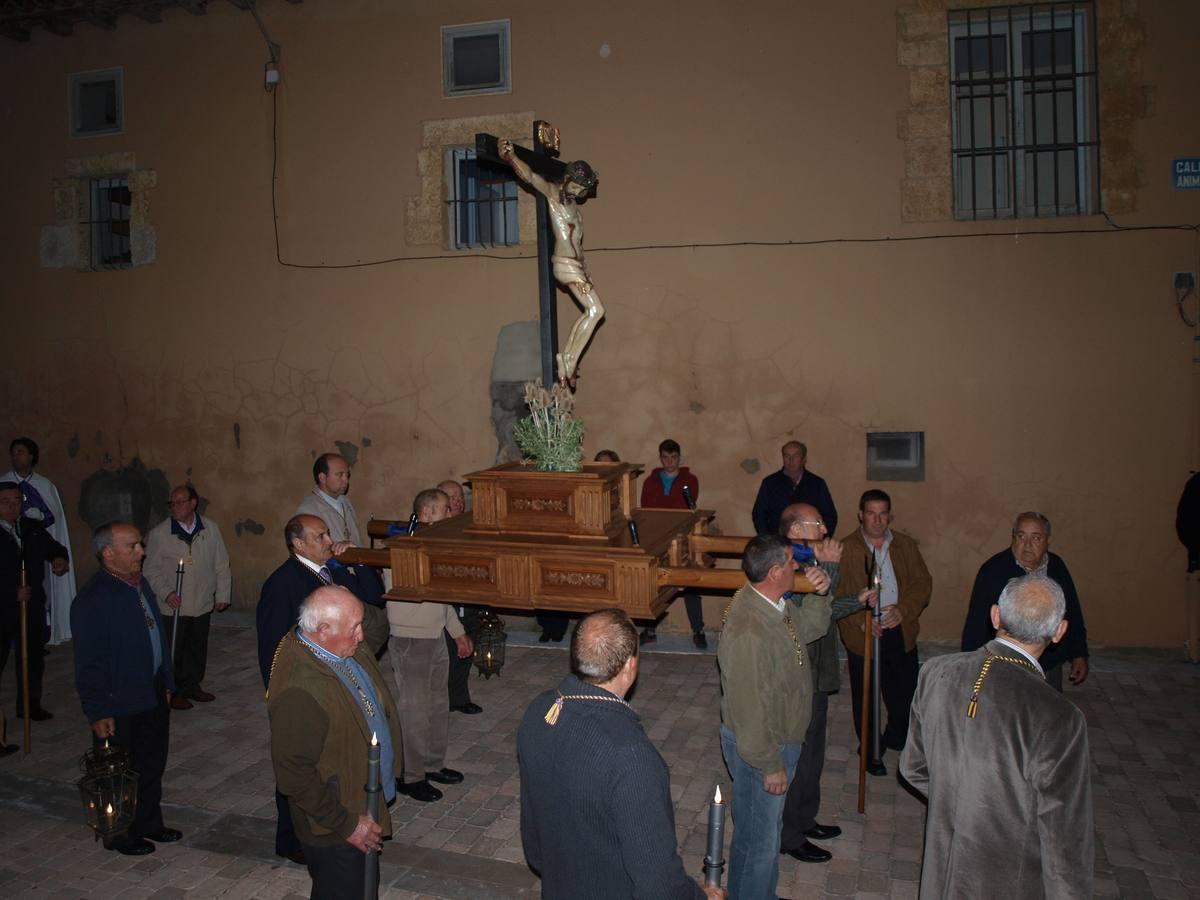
720,724,803,900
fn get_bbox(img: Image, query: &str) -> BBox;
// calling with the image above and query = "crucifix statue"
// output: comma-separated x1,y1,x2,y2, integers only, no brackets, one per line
477,124,602,386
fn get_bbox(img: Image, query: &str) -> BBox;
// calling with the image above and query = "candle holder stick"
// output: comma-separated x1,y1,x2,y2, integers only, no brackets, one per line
171,560,185,664
703,784,726,887
364,732,381,899
19,561,30,754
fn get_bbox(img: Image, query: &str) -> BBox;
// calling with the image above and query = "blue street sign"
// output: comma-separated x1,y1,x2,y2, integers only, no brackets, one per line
1174,158,1200,190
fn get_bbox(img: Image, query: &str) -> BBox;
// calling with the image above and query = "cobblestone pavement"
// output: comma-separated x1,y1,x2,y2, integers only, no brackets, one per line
1,616,1197,899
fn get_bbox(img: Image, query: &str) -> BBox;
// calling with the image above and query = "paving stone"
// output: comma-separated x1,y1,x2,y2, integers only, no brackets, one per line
4,626,1199,898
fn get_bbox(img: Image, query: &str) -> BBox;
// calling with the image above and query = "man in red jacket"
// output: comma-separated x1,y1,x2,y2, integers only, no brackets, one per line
639,439,707,647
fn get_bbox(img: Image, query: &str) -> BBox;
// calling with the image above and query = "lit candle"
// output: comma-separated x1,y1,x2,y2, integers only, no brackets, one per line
703,784,726,886
104,802,114,830
364,732,381,898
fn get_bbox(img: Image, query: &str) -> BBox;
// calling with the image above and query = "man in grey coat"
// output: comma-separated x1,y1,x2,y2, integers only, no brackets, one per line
901,573,1093,899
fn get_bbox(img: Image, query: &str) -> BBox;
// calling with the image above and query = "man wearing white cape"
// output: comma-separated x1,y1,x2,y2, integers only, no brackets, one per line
3,438,77,644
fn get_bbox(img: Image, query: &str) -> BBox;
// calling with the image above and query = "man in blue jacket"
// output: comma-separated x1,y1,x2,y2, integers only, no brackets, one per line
72,521,181,856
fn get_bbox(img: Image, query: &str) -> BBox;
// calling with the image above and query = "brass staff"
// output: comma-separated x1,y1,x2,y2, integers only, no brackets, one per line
856,598,873,813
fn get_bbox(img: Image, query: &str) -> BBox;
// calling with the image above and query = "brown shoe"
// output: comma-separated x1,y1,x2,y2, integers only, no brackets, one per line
169,695,193,711
187,689,215,702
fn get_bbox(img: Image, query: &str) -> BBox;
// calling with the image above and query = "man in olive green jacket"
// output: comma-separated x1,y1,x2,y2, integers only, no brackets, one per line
268,586,403,899
717,534,832,900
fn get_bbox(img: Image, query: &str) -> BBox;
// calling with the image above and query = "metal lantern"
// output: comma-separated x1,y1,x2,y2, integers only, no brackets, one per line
473,610,508,678
78,741,138,841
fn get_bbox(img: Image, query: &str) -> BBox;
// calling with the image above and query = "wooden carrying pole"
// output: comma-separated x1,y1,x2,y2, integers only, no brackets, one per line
857,608,873,813
19,562,30,755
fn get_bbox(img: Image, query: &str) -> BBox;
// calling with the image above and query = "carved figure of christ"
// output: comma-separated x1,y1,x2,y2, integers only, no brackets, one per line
497,138,603,385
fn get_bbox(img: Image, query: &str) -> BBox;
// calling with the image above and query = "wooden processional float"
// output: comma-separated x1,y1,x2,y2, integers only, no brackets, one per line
336,462,817,618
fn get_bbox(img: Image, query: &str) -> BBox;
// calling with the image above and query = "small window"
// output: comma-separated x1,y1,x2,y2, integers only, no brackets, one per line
70,68,123,137
87,176,132,270
866,432,925,482
949,3,1098,219
446,148,519,249
442,20,511,97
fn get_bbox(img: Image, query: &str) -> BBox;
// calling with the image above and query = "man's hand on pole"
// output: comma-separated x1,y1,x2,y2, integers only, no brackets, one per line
346,814,383,853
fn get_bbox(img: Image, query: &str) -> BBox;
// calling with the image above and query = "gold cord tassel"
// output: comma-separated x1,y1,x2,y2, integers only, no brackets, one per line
544,696,564,726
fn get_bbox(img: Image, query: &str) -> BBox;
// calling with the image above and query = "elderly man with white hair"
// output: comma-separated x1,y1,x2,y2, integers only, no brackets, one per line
902,573,1093,899
267,585,403,899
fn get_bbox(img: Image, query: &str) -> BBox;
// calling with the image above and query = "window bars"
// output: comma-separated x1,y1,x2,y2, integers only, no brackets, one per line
447,148,519,249
949,2,1099,219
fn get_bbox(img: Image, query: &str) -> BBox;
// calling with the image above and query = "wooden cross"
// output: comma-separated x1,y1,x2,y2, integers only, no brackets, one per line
476,122,565,388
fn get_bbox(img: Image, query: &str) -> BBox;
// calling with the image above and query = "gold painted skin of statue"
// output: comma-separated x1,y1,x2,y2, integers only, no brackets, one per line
499,139,603,385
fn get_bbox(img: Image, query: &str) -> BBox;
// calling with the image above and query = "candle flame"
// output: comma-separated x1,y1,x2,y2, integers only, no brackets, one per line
179,559,184,566
371,731,378,746
105,803,114,815
714,785,722,803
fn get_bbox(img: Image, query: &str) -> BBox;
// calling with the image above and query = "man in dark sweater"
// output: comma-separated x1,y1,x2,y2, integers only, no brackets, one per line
961,511,1089,690
751,441,838,537
517,609,721,900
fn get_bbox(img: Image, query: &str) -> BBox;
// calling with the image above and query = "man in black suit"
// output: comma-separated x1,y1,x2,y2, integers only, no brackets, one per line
0,481,68,724
256,513,384,865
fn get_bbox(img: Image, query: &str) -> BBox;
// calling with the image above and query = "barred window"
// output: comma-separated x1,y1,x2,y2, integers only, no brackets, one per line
87,176,132,270
446,148,519,249
949,3,1099,219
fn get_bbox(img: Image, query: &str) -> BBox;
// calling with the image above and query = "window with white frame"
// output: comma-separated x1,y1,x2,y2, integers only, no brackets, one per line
949,3,1098,219
442,20,511,97
445,148,519,249
70,68,123,137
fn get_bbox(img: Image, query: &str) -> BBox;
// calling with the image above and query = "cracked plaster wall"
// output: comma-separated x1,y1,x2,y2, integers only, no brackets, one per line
0,0,1195,646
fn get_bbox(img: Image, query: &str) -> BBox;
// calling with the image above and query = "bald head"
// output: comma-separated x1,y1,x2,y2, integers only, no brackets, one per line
297,586,364,659
779,503,825,541
437,480,466,516
994,573,1068,650
571,609,639,689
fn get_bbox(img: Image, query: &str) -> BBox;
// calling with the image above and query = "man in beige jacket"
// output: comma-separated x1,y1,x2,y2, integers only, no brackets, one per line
144,485,230,710
387,488,473,803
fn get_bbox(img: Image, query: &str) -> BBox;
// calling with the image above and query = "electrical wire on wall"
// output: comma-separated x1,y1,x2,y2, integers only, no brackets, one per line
255,19,1200,273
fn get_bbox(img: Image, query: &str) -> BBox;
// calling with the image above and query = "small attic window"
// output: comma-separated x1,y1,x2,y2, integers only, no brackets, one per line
70,68,123,137
442,21,510,97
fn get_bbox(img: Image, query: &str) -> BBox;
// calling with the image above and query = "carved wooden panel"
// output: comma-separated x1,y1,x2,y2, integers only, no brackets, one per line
428,555,495,586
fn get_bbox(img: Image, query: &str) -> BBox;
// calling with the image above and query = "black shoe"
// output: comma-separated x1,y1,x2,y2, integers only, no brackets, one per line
17,707,53,721
639,629,657,646
0,744,18,757
450,702,483,715
692,630,708,649
111,838,155,856
781,840,832,863
146,827,183,843
426,767,464,785
867,758,887,777
396,779,442,802
804,823,842,841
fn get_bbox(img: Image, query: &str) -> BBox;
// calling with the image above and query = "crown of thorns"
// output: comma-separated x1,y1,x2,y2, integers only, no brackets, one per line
563,160,599,191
